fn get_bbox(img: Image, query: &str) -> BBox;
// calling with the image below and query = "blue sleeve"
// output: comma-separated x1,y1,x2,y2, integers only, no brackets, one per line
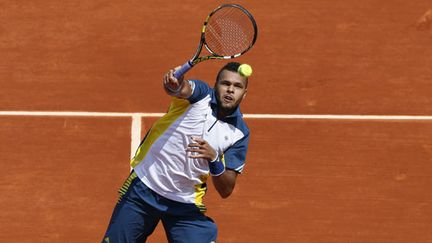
223,132,250,173
187,79,211,104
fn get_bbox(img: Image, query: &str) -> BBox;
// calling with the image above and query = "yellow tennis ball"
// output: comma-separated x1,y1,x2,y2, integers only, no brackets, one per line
238,64,252,77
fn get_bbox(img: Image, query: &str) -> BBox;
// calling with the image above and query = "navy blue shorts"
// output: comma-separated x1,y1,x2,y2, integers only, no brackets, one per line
103,171,217,243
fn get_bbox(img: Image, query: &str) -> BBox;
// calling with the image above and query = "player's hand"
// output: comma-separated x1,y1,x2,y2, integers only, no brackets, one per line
163,67,184,93
186,136,218,161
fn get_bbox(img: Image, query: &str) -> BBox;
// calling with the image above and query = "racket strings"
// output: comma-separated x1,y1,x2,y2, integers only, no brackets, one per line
205,7,256,56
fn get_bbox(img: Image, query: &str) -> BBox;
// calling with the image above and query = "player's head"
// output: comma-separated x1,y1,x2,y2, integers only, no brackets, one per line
214,62,248,116
216,62,249,88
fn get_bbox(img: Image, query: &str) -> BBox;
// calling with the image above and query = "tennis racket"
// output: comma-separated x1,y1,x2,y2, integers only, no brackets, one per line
173,4,258,81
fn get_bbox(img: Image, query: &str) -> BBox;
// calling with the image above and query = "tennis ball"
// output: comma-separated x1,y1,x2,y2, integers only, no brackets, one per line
238,64,252,77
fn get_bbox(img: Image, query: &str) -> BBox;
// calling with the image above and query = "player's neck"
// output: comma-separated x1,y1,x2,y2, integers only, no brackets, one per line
217,107,236,119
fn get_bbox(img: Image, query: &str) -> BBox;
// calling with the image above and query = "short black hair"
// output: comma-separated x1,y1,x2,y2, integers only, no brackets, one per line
215,62,248,87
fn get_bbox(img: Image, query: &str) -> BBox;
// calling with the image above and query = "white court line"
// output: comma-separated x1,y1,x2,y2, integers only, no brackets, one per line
2,111,432,159
242,114,432,120
1,111,432,120
130,115,142,159
0,111,165,118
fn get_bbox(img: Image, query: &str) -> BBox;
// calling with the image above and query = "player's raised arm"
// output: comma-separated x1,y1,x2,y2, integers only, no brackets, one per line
163,68,192,99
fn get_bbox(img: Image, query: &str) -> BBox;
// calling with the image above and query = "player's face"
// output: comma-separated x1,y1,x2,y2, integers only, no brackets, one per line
215,70,248,116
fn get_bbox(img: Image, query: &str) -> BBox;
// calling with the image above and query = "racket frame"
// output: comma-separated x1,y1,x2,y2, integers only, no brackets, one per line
173,4,258,80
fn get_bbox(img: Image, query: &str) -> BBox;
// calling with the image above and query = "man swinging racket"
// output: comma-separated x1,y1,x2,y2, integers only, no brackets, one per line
104,3,258,241
102,61,253,243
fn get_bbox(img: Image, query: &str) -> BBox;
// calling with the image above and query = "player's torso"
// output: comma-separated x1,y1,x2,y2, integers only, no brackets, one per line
133,95,244,204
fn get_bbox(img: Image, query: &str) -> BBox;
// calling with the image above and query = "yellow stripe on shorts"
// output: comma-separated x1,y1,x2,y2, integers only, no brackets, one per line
117,171,138,204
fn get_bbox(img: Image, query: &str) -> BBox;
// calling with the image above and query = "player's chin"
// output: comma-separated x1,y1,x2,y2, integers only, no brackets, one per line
220,102,238,111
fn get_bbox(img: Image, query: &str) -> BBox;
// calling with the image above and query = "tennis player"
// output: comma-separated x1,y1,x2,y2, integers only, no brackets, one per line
102,62,250,243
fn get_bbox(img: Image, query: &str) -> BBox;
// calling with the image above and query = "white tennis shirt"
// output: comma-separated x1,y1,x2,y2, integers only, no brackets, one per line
131,80,250,208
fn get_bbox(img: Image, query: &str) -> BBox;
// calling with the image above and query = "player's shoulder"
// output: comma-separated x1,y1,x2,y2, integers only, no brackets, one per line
236,116,250,137
187,79,213,104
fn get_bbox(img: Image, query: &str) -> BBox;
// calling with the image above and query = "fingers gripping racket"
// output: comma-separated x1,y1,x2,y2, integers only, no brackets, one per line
173,4,258,80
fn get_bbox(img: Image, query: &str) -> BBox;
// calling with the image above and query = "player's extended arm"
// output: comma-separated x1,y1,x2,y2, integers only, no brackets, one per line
163,68,192,99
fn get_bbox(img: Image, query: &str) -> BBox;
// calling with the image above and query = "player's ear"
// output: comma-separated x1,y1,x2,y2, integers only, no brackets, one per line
242,78,248,99
242,89,247,99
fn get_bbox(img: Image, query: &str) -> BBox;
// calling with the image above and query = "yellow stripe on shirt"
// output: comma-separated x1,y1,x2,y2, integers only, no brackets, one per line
130,98,190,168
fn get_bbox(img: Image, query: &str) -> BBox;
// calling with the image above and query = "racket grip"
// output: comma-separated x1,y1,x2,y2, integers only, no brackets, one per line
173,61,193,79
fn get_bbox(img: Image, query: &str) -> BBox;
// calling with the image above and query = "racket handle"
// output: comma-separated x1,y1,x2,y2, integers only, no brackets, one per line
173,61,193,79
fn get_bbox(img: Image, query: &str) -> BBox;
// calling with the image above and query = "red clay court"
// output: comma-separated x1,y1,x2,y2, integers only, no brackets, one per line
1,1,432,242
